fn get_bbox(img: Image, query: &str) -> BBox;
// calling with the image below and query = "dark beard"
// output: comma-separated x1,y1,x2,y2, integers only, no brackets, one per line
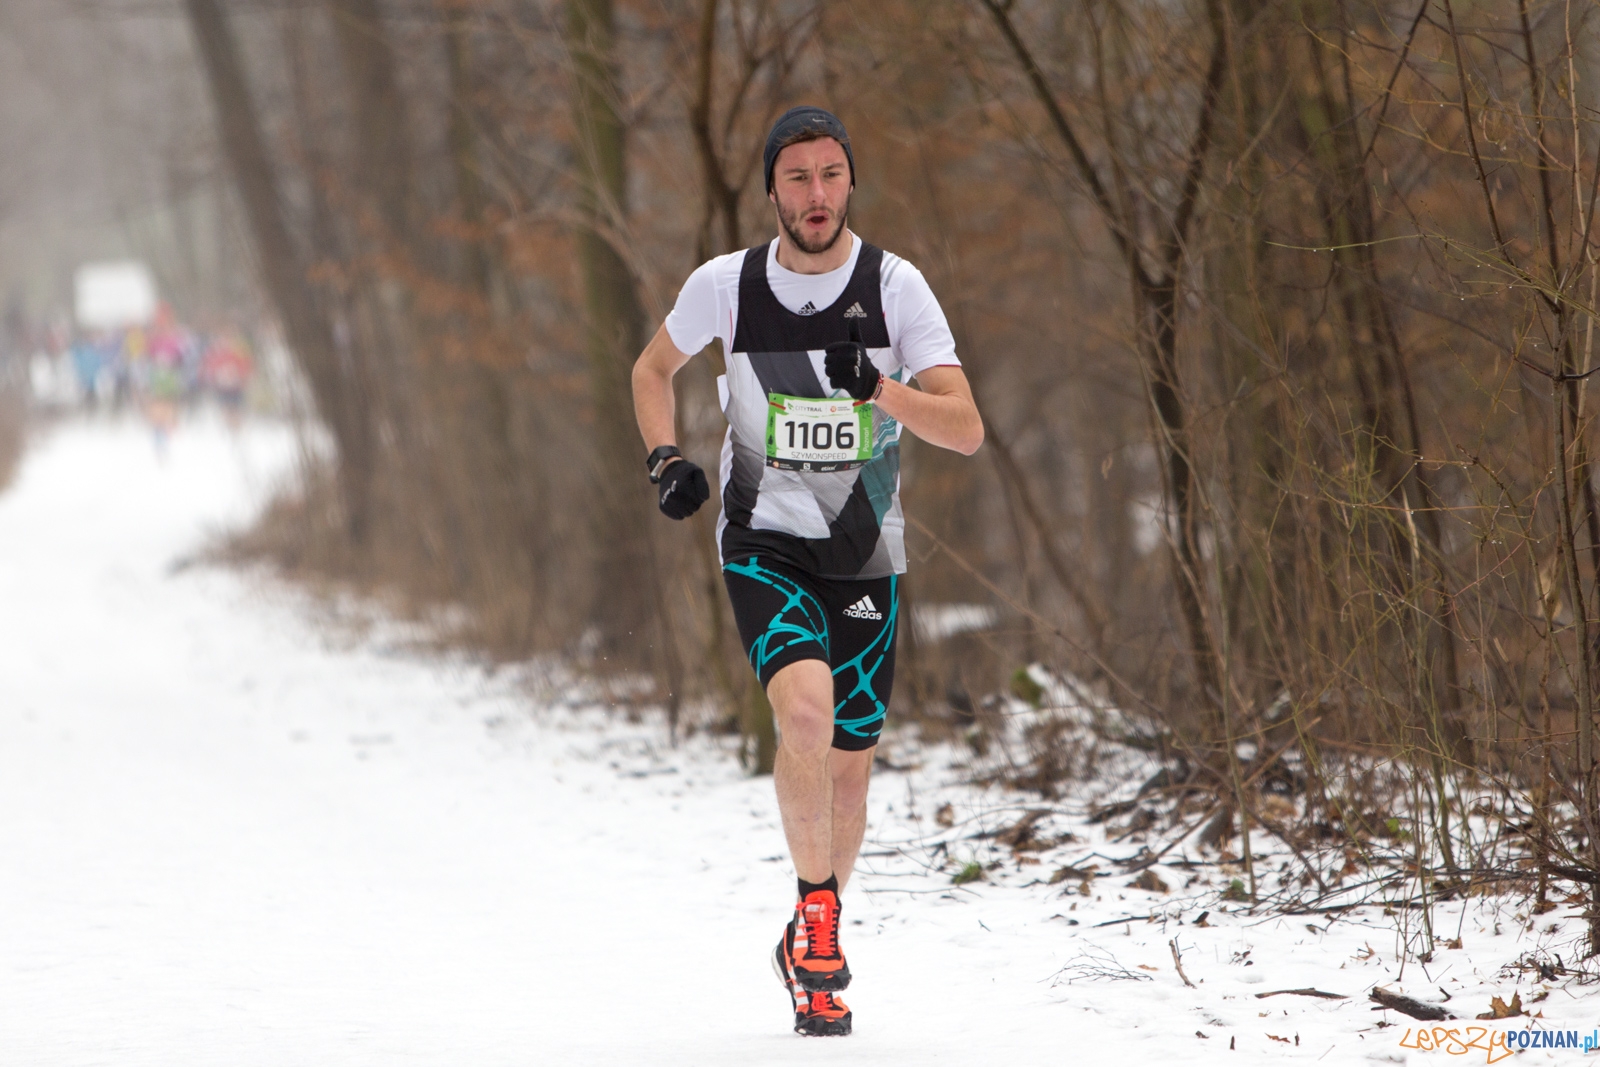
777,195,850,255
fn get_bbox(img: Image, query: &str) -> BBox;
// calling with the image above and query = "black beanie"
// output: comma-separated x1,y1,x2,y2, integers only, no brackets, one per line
763,106,855,194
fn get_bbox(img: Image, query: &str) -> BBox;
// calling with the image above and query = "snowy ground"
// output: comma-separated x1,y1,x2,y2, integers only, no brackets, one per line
2,417,1597,1065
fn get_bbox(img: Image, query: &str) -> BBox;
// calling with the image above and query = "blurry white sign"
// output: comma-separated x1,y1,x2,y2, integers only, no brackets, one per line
74,261,157,330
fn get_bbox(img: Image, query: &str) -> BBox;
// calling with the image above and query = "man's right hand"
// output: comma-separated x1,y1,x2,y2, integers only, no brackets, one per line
657,459,710,520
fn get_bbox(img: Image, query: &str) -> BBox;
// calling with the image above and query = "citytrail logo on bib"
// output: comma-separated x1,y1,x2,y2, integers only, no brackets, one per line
842,302,868,318
797,301,818,316
843,595,883,621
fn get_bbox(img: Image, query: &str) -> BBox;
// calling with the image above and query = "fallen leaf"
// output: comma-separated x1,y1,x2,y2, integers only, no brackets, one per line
1267,1034,1291,1044
1049,863,1098,885
1476,992,1524,1020
934,803,954,828
1138,964,1160,971
997,809,1052,849
1130,869,1170,893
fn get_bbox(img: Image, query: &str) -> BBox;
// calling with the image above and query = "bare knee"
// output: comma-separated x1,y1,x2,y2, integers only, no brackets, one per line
780,698,835,754
832,775,868,811
768,660,836,756
830,750,874,809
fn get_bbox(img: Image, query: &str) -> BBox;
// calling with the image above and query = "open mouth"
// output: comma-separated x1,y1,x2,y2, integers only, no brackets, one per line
807,211,830,227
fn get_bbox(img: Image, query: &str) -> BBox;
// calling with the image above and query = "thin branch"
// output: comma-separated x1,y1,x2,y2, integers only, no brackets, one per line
1162,0,1229,277
1169,938,1197,988
1519,0,1565,319
1442,0,1515,265
1360,0,1431,165
907,514,1165,721
976,0,1151,289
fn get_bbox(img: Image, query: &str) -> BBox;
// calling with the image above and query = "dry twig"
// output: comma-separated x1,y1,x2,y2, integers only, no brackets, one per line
1168,938,1196,988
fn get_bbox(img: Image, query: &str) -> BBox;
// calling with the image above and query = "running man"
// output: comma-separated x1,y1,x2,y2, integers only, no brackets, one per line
632,106,983,1037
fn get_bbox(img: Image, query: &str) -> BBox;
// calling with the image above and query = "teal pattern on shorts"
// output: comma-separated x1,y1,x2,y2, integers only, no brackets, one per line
832,575,896,742
723,557,829,675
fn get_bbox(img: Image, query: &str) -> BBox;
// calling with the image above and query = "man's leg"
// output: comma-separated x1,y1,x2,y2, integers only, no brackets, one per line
769,672,876,889
829,746,874,891
722,557,874,1032
768,656,854,1010
768,659,837,884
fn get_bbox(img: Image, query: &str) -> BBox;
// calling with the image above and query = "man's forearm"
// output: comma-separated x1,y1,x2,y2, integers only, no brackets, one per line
873,377,983,455
632,361,679,451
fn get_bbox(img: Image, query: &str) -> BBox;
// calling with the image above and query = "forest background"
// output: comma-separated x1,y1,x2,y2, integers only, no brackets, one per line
3,0,1598,954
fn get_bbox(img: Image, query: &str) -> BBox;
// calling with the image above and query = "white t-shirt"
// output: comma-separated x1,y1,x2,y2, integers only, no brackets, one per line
665,233,959,578
664,232,960,378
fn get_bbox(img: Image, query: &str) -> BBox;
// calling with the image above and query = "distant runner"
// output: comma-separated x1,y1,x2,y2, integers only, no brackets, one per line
202,330,254,429
632,106,983,1037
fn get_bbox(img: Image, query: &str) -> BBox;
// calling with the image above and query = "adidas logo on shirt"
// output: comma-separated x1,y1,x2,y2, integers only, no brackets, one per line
798,300,818,316
842,595,883,621
842,302,868,318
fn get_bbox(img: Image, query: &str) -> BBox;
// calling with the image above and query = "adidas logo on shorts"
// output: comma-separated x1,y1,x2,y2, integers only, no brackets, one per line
842,595,883,621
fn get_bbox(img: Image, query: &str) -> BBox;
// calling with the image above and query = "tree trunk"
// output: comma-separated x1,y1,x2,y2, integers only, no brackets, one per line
981,0,1228,720
566,0,669,666
443,2,527,617
329,0,416,250
183,0,373,542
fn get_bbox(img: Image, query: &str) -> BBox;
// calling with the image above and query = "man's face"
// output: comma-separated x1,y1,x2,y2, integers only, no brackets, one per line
769,137,852,255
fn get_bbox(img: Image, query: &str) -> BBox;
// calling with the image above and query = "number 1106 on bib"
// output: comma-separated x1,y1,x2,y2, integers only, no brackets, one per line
765,394,873,472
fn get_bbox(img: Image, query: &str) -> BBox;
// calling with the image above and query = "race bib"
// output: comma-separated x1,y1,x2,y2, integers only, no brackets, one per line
765,393,873,472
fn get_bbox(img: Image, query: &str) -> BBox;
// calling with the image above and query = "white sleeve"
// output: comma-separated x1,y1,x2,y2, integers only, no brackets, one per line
886,263,959,378
662,258,722,355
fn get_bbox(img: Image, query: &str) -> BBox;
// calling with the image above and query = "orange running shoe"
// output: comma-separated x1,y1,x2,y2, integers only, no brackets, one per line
788,888,851,992
795,991,852,1036
773,927,853,1036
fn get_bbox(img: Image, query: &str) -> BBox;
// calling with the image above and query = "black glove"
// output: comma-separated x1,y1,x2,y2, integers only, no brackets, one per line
657,459,709,520
824,320,881,401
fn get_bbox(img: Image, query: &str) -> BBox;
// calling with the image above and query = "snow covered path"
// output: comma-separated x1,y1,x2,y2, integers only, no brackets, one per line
0,419,1075,1064
3,419,1596,1065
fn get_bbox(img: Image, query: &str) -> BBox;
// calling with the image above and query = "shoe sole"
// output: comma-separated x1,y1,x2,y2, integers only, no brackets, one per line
792,963,851,993
795,1012,852,1037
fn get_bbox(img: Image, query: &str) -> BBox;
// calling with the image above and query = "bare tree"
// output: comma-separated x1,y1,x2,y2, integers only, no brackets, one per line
185,0,374,542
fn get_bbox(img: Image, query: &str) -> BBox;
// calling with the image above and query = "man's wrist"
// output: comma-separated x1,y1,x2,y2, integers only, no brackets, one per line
646,444,683,483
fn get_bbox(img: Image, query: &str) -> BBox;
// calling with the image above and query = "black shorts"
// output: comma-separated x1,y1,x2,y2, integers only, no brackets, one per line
723,555,899,751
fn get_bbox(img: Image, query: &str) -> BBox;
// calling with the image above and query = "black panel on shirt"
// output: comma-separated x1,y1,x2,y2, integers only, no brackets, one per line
722,239,898,579
731,241,891,356
721,442,901,579
747,351,825,398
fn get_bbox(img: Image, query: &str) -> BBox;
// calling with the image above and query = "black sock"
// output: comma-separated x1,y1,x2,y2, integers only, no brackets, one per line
798,874,839,899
